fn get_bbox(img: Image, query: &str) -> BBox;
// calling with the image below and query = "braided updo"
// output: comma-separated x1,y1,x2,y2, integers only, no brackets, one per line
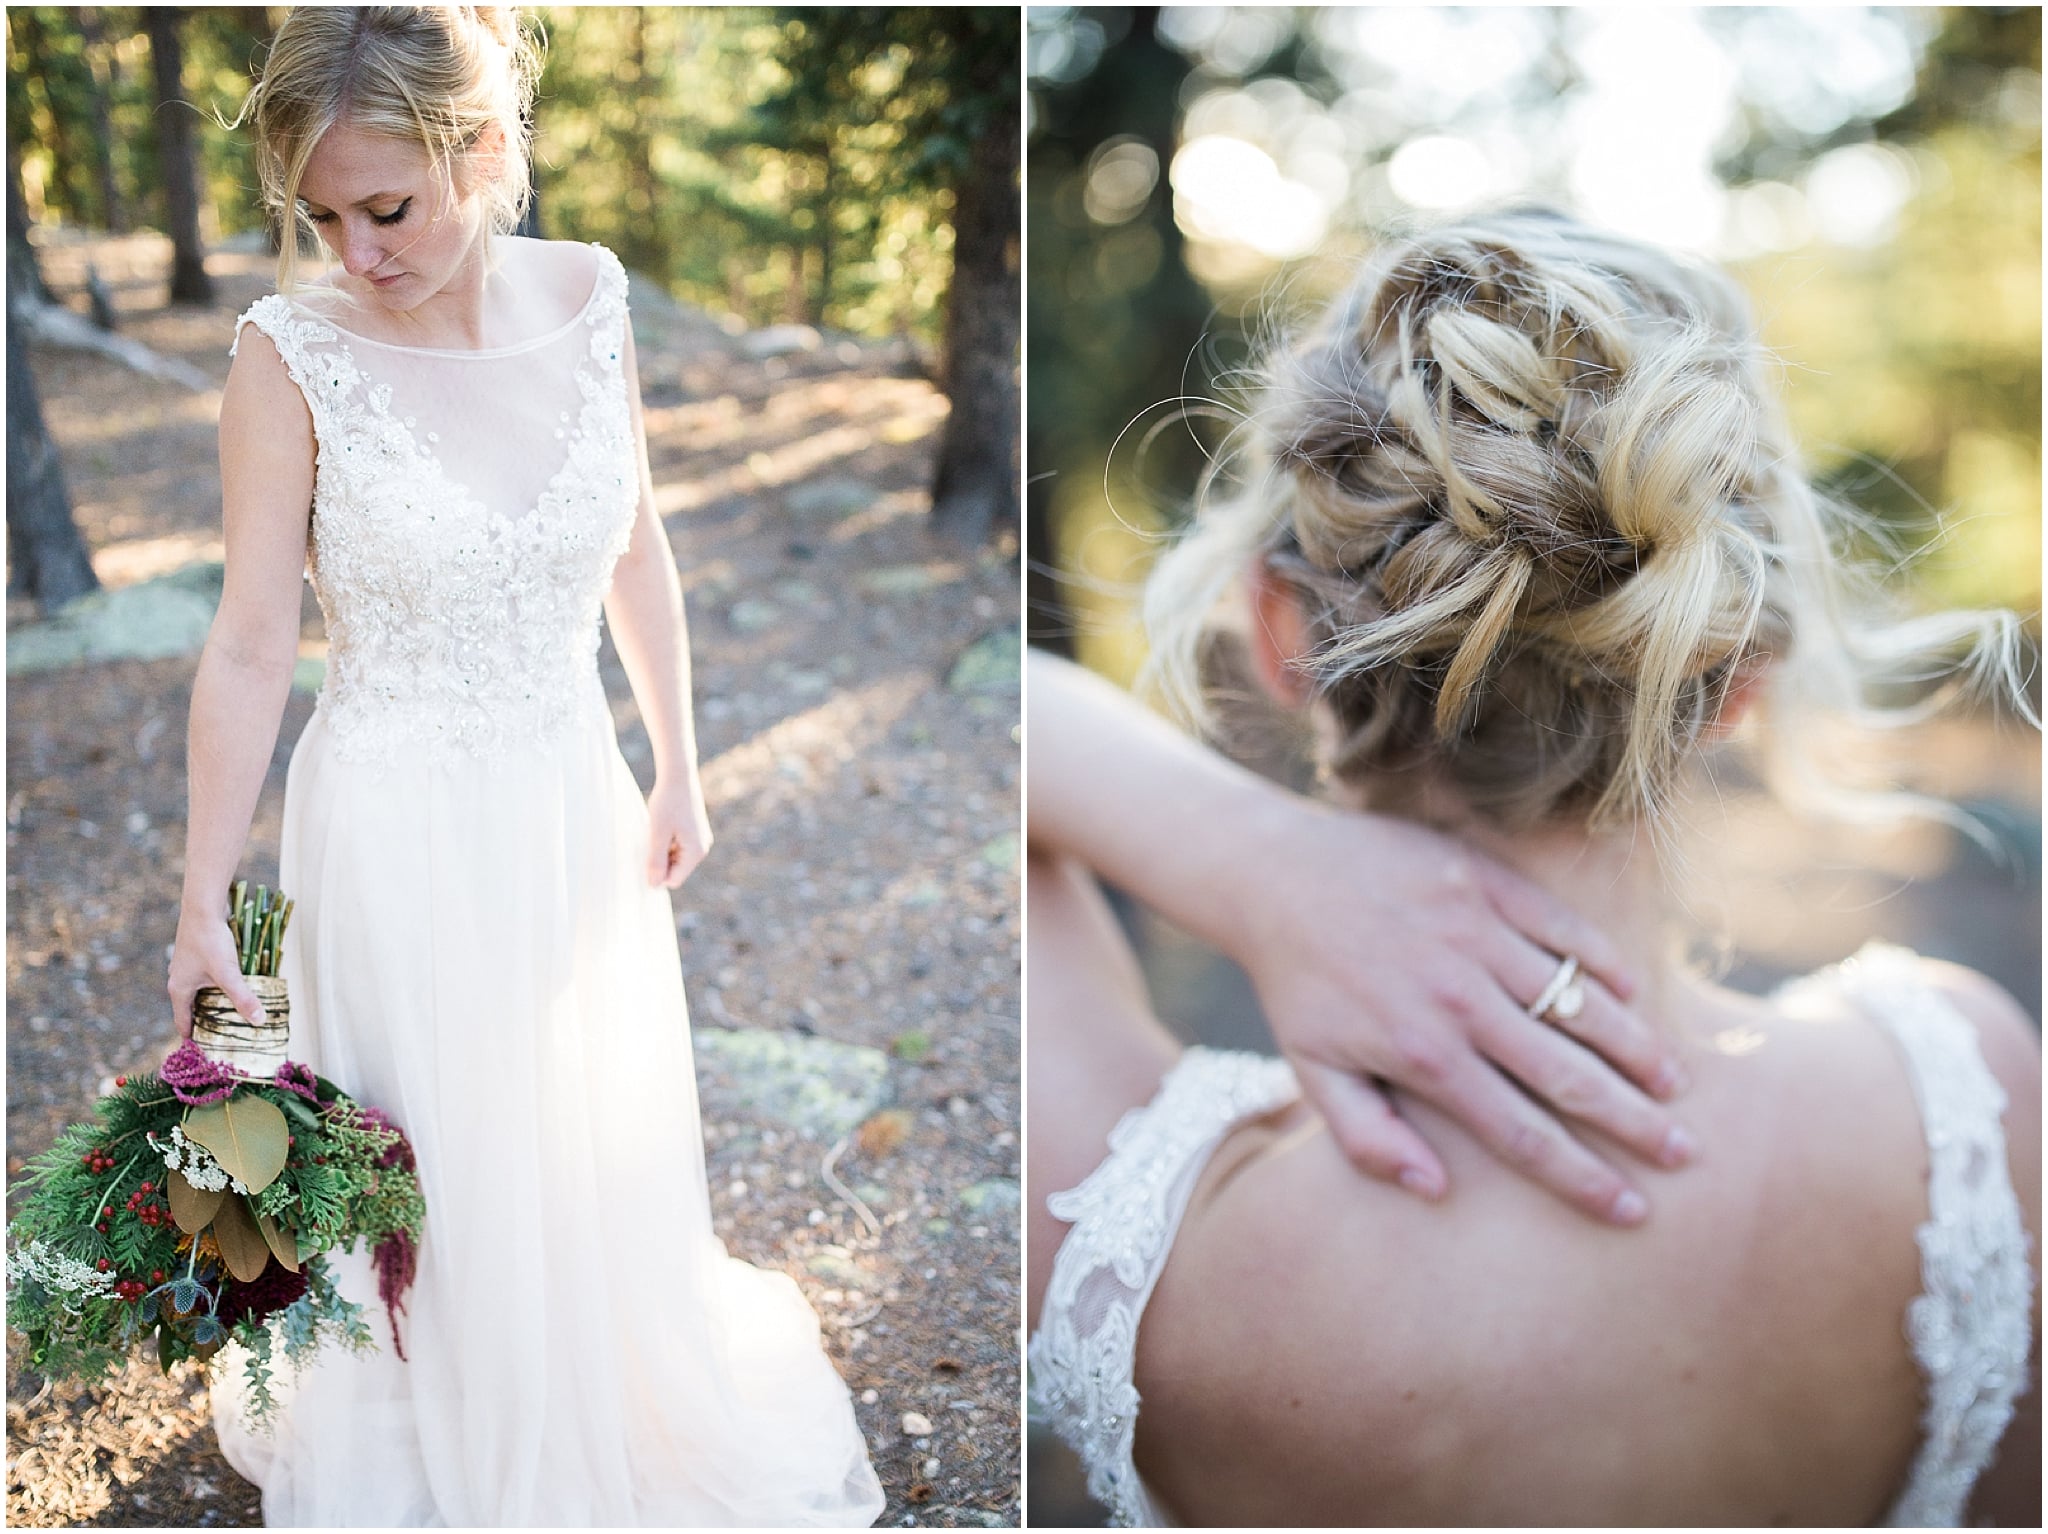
1144,208,2029,831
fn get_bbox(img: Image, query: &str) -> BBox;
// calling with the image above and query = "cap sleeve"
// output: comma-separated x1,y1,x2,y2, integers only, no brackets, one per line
231,294,337,422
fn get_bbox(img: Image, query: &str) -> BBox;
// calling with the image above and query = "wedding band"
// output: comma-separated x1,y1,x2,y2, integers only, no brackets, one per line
1527,954,1585,1024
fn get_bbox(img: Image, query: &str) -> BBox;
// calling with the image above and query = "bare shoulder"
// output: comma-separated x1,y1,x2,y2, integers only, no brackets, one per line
222,322,313,440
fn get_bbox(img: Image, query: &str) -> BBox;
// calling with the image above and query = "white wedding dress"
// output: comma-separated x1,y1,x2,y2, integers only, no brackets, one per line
214,240,885,1527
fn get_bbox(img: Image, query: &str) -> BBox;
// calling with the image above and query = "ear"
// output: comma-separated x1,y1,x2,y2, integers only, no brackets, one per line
1705,656,1770,740
456,121,510,200
1246,557,1315,709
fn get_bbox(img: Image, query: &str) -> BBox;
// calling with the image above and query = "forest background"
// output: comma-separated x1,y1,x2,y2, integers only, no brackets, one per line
8,2,1020,578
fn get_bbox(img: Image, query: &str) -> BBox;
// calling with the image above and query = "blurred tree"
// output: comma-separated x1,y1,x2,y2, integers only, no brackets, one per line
145,7,211,302
924,6,1020,542
75,7,124,233
1027,7,1208,657
7,316,98,609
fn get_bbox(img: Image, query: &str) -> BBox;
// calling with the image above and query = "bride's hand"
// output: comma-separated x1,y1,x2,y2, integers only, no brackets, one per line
1242,801,1691,1226
167,905,267,1041
646,775,713,889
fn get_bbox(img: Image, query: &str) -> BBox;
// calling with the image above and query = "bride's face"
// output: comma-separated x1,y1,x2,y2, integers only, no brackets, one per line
297,121,488,307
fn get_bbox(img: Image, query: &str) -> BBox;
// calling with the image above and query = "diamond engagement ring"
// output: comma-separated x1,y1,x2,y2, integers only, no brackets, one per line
1527,954,1585,1024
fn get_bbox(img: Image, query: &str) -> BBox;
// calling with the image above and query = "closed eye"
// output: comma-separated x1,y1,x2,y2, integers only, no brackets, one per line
301,199,410,227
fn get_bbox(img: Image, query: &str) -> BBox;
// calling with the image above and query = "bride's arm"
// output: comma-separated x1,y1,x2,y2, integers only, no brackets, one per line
1026,647,1692,1225
167,330,314,1037
602,324,713,889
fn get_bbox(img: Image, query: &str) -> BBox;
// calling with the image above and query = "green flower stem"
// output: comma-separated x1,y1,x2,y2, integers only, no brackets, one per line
92,1151,147,1223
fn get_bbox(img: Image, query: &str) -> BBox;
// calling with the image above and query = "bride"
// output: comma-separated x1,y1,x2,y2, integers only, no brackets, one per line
166,7,883,1525
1027,209,2040,1525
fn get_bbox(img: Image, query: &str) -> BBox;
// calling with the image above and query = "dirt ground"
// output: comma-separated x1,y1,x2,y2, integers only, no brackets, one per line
7,231,1020,1527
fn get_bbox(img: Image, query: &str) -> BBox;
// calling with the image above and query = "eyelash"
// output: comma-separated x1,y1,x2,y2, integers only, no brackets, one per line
306,200,410,228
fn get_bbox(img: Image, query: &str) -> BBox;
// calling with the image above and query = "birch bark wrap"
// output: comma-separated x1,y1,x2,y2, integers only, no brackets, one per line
192,977,290,1077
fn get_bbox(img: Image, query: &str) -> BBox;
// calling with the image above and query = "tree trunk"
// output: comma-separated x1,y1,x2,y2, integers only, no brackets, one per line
145,7,212,304
77,6,125,233
929,88,1019,545
7,318,98,608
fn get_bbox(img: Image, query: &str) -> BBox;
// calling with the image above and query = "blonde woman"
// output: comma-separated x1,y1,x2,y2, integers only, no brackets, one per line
165,8,882,1524
1027,210,2040,1526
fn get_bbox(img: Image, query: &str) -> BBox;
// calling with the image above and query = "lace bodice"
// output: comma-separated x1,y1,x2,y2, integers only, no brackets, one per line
230,242,638,767
1031,947,2034,1528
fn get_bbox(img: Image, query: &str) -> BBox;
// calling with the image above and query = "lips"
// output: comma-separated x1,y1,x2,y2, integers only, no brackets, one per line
369,271,404,288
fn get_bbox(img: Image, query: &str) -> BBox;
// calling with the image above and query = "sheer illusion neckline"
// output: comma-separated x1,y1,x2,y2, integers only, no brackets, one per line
290,246,603,360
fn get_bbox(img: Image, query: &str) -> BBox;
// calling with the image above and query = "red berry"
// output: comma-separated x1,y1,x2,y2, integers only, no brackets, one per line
152,1269,165,1282
96,1258,109,1271
115,1075,127,1088
96,1222,108,1233
140,1181,153,1193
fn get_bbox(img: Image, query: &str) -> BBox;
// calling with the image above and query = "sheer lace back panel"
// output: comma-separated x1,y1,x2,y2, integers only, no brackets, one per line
1029,1048,1301,1527
230,243,637,768
1785,944,2037,1527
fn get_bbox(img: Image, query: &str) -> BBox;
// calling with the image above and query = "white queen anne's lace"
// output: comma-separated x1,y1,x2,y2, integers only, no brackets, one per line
230,246,638,768
1029,1048,1299,1527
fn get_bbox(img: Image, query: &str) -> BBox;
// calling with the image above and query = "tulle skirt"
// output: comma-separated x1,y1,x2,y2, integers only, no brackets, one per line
212,704,884,1527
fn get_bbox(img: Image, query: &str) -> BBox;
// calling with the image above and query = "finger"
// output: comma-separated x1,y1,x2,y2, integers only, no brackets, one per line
224,973,266,1026
1478,860,1639,1001
1474,998,1693,1172
170,981,193,1039
647,836,670,886
1491,932,1683,1101
1294,1058,1447,1200
1426,1055,1650,1226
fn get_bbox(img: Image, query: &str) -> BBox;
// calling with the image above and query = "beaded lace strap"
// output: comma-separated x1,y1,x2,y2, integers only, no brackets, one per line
231,295,339,430
1029,1048,1299,1527
1820,945,2036,1527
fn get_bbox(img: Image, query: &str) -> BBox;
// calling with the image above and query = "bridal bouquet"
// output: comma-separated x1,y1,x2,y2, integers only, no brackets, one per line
6,886,425,1424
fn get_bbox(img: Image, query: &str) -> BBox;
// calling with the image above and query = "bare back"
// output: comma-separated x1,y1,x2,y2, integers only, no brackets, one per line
1123,966,2039,1525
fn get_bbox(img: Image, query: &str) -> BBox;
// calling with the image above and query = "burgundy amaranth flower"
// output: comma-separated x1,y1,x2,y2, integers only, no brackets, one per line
356,1106,417,1174
160,1042,242,1105
372,1229,417,1360
273,1061,322,1104
215,1261,310,1329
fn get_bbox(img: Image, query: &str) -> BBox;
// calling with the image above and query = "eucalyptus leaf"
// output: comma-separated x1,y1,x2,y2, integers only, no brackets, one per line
184,1095,290,1193
256,1211,300,1274
167,1168,225,1235
211,1191,273,1283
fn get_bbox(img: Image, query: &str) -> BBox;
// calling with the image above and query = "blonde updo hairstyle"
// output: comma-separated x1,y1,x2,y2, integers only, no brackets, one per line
235,5,544,292
1144,208,2030,836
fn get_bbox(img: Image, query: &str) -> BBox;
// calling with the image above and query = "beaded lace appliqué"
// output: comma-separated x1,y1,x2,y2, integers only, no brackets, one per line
1029,1048,1300,1527
1784,943,2035,1528
229,245,638,768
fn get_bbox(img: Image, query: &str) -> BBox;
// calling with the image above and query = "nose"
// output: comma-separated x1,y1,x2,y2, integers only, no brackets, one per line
337,221,385,278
